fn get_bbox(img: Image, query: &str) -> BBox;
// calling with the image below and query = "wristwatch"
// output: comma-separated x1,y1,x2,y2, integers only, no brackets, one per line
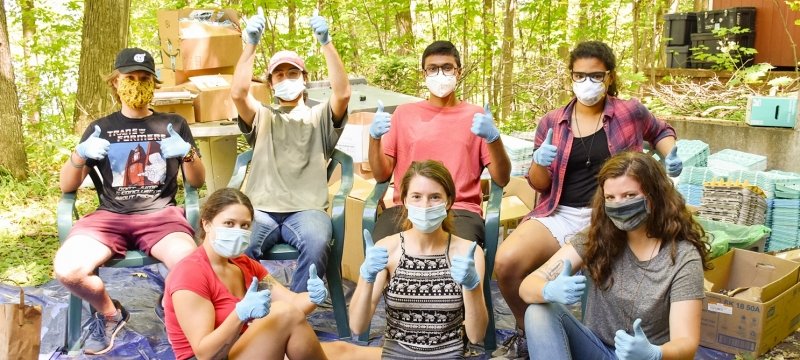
182,147,196,163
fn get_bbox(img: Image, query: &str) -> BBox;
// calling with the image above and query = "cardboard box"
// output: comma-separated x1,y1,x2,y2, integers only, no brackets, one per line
700,249,800,357
157,9,243,71
486,176,537,241
158,64,235,86
746,96,798,128
328,174,381,282
775,248,800,263
335,111,374,179
153,101,195,123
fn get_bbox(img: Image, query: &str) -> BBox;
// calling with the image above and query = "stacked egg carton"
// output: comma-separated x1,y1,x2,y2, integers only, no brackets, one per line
501,135,534,177
675,139,710,168
676,167,717,206
697,181,767,226
707,149,767,179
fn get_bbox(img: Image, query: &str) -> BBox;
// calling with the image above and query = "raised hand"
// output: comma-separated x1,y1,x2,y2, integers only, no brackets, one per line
369,100,391,139
451,242,480,290
244,7,266,45
471,103,500,143
541,259,585,305
665,145,683,177
359,230,388,283
307,264,328,305
76,125,111,160
235,276,271,321
614,318,663,360
309,9,330,46
533,128,557,167
159,123,191,159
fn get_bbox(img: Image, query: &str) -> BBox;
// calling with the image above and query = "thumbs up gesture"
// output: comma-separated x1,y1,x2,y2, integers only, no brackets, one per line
614,318,663,360
159,123,191,159
451,242,481,290
235,276,271,321
244,7,266,45
541,259,585,305
76,125,111,160
309,9,330,46
359,230,389,283
533,128,557,167
664,145,683,177
369,100,391,139
471,103,500,143
307,264,328,305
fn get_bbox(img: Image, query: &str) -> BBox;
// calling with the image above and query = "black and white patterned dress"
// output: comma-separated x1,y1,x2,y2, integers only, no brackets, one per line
381,233,465,359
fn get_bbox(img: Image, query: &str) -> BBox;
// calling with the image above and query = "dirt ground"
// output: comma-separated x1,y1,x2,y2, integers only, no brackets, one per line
759,329,800,359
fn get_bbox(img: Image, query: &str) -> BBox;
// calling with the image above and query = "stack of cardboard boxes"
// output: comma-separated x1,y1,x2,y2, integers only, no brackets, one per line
152,8,269,123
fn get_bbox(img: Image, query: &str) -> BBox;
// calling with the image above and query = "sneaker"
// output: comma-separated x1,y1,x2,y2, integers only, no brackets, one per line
154,294,165,325
490,329,529,359
81,300,129,355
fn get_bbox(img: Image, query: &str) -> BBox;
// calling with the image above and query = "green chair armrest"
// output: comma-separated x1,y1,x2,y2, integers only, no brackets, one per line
227,149,254,189
57,192,78,245
104,250,161,267
482,179,504,352
184,183,200,233
362,181,390,238
328,149,354,250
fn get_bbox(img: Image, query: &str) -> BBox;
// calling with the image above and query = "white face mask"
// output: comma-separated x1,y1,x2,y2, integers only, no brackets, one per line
273,78,305,101
211,227,252,258
406,203,448,233
425,73,457,98
572,80,607,107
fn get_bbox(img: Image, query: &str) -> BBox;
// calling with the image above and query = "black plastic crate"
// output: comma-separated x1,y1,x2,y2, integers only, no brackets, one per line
690,32,755,67
697,7,756,33
666,45,691,68
664,13,697,46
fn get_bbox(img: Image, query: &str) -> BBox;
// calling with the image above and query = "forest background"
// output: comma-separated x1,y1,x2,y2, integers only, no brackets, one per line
0,0,766,286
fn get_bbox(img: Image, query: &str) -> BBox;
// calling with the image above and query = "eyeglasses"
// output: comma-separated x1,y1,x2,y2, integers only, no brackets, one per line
571,71,609,83
423,64,458,77
272,69,304,80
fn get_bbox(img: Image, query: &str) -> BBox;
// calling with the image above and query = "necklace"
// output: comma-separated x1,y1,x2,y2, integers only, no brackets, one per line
623,240,661,332
572,110,604,168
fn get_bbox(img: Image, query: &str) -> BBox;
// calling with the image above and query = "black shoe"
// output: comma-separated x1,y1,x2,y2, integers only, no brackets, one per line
82,299,129,355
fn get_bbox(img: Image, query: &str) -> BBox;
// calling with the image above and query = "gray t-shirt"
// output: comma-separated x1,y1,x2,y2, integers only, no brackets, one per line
238,100,346,212
571,232,704,346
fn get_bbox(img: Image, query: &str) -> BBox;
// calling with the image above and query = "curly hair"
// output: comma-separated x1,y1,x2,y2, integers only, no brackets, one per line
395,160,456,233
568,41,618,97
584,151,710,290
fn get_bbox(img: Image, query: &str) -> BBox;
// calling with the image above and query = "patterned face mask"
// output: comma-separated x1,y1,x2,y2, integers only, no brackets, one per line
117,77,154,109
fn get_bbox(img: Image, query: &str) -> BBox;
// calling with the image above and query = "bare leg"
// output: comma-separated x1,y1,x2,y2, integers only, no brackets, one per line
321,341,382,360
149,232,196,269
495,219,561,328
230,301,328,360
54,236,116,316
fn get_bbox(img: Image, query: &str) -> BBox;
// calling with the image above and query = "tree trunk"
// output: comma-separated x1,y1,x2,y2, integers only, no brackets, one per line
395,1,414,55
72,0,131,133
288,0,296,37
483,0,494,106
500,0,516,121
21,0,39,124
632,0,641,72
0,1,29,180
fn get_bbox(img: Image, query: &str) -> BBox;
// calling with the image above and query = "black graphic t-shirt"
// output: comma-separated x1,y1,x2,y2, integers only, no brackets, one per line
80,111,198,215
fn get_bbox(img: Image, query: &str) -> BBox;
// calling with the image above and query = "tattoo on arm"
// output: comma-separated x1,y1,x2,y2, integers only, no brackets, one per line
542,260,564,281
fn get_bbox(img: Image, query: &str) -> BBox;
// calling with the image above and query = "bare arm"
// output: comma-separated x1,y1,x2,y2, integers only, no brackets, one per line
462,246,488,344
268,275,316,315
173,290,244,360
60,152,91,193
659,300,701,360
368,137,396,182
527,163,552,193
486,138,511,187
231,45,260,127
519,244,584,303
654,136,677,160
320,42,350,123
348,267,389,335
181,155,205,189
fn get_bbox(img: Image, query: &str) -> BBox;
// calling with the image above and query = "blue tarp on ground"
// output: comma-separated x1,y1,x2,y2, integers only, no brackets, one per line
0,260,734,359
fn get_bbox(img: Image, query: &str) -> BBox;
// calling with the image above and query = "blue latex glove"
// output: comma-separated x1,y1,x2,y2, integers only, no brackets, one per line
235,276,271,321
243,7,266,45
160,124,191,159
542,259,586,305
307,264,327,305
359,230,388,283
471,103,500,143
76,125,110,160
451,242,480,290
665,145,683,177
369,100,391,139
533,128,557,167
614,319,663,360
309,10,330,46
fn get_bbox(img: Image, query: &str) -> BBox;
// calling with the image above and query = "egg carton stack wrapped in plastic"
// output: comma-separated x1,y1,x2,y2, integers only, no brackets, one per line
707,149,767,179
676,167,717,206
501,135,535,178
697,180,767,227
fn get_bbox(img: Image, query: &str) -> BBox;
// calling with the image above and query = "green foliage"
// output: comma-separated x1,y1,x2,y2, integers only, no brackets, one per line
691,27,758,71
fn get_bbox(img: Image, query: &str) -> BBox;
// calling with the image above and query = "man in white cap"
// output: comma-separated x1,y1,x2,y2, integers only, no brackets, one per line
231,8,350,293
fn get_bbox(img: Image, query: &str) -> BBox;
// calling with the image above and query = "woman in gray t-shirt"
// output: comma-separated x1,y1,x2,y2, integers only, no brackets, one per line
518,151,710,360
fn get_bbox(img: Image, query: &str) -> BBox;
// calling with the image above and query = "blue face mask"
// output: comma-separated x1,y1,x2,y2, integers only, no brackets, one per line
211,227,252,258
406,203,448,233
604,197,649,231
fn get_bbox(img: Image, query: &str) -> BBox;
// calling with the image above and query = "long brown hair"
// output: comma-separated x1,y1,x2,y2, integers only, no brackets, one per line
198,188,254,241
584,151,710,290
396,160,455,233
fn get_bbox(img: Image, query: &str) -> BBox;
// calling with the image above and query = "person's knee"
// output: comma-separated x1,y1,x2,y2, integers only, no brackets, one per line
54,253,91,286
268,301,306,328
524,303,558,333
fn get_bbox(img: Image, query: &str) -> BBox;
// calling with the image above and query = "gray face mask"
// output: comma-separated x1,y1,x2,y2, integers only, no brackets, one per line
605,197,649,231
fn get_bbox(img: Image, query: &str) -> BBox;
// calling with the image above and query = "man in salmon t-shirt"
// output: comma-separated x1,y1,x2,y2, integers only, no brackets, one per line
367,40,511,246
